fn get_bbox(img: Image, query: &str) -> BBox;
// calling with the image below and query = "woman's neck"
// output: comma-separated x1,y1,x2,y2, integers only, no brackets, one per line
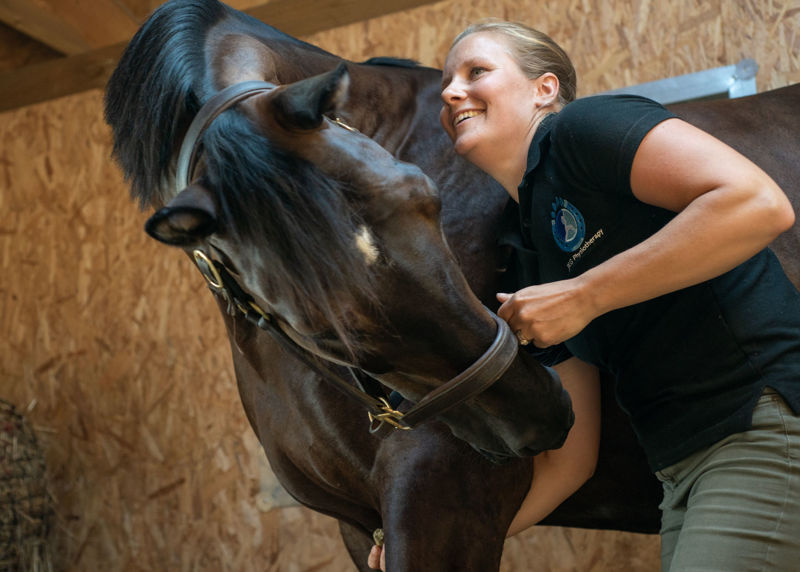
485,107,560,202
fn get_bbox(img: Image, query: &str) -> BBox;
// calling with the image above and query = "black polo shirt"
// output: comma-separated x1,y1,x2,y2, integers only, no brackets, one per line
497,95,800,471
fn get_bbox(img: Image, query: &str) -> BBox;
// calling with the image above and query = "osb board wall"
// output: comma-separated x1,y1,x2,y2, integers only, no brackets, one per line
310,0,800,93
0,0,797,570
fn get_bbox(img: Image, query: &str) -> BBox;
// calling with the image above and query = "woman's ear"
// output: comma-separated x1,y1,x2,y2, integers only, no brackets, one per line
533,72,561,108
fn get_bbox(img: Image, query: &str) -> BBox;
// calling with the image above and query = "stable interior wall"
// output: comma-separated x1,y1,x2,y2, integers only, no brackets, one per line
1,0,797,570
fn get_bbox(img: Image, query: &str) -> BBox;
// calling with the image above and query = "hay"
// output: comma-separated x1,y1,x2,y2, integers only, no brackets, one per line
0,401,53,572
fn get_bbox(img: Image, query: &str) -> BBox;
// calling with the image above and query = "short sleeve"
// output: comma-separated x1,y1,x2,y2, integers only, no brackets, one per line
551,95,675,196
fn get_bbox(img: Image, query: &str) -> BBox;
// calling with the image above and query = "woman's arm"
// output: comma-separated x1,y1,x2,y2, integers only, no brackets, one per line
507,356,600,536
499,118,795,348
586,117,794,315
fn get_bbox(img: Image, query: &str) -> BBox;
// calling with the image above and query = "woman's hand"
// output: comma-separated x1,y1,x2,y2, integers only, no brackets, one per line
497,277,597,347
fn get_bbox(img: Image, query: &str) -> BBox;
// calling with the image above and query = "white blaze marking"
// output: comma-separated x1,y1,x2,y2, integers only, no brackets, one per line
355,225,379,265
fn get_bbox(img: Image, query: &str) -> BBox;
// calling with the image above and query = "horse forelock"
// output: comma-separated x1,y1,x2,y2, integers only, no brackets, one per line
361,56,420,68
105,0,341,210
202,114,381,355
104,0,381,352
105,0,234,209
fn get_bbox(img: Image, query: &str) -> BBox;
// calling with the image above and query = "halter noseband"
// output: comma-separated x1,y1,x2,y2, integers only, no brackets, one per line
175,80,520,436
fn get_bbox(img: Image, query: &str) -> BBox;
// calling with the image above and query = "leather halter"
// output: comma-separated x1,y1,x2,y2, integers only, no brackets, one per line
175,80,520,436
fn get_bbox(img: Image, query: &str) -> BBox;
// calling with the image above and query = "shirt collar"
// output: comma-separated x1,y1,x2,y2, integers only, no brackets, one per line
513,111,558,235
521,111,558,185
495,113,556,250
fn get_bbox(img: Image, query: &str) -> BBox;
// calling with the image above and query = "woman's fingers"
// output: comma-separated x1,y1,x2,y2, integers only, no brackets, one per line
367,545,385,571
496,282,594,347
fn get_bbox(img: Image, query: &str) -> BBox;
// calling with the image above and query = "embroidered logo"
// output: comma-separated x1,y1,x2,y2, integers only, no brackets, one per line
550,197,586,252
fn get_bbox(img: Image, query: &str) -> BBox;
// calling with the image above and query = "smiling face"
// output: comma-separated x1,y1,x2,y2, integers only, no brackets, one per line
440,31,560,191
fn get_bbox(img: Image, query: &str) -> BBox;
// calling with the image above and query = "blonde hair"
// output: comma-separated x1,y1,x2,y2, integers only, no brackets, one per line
452,19,577,105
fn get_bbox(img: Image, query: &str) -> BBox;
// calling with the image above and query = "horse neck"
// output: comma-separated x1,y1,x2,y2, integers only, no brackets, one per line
209,13,447,159
207,14,340,87
344,64,455,169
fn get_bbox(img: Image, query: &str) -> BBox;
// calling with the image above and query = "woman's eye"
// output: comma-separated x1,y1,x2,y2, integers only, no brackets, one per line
470,67,486,79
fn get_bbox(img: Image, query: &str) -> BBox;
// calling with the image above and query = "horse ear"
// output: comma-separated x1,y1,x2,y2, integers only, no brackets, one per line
145,182,218,246
272,62,349,130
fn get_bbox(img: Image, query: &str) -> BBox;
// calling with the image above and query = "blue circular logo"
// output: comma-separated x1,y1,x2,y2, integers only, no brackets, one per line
551,197,585,252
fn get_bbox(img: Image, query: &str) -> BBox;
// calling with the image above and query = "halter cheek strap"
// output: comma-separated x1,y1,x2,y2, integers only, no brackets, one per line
192,248,518,436
175,80,277,190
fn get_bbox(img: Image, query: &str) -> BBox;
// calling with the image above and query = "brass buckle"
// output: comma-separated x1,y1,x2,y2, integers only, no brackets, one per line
368,398,411,431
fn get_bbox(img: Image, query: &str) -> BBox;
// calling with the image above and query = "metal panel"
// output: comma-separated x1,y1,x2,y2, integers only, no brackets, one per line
598,58,759,104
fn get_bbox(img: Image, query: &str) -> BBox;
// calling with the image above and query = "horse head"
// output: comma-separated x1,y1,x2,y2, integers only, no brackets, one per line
140,64,573,460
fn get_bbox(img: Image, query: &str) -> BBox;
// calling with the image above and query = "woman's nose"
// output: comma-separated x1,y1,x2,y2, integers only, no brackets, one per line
441,80,465,104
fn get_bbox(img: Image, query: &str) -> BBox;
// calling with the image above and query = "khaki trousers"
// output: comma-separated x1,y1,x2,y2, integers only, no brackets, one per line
657,389,800,572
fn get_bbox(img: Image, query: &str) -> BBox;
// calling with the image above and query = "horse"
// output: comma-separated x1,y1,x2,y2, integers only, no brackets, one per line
104,1,800,570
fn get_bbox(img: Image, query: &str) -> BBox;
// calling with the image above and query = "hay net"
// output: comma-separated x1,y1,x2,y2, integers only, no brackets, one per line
0,400,53,572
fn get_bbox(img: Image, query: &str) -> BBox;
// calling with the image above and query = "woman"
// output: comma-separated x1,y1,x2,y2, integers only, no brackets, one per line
370,20,800,571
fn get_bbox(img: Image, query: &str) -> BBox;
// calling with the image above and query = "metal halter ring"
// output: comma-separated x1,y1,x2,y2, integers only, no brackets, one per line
192,250,225,289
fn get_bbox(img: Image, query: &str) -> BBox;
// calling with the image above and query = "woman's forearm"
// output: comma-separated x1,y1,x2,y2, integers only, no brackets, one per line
580,179,794,319
582,117,796,317
507,358,600,537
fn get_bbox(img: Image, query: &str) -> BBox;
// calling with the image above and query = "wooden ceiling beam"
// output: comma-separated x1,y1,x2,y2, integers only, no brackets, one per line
0,0,441,114
115,0,269,23
246,0,439,37
0,0,88,54
0,0,139,55
0,43,126,113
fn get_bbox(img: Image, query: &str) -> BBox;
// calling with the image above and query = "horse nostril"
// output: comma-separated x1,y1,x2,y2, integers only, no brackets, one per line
514,408,573,457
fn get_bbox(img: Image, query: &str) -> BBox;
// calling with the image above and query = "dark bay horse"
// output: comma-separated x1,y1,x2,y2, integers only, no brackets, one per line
104,1,800,569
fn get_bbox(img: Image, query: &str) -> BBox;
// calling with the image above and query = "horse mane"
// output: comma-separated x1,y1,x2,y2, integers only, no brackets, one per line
105,0,230,208
104,0,378,353
361,56,420,68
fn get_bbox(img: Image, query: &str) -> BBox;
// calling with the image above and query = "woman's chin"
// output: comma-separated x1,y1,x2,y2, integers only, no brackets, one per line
452,136,476,158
